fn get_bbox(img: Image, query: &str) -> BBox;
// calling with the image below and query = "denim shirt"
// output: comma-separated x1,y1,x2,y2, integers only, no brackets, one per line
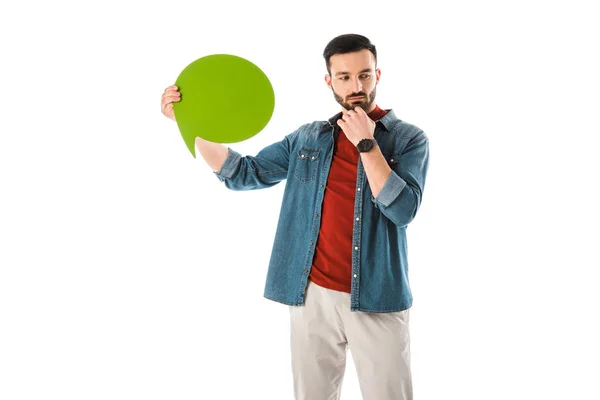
215,109,429,313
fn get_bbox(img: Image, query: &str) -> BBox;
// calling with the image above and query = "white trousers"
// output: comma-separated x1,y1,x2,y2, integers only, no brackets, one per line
289,280,412,400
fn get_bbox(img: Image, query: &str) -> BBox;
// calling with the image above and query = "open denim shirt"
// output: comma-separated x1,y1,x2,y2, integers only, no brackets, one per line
215,109,429,312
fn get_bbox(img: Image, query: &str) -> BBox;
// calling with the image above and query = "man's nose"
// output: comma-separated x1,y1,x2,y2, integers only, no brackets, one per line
350,77,362,93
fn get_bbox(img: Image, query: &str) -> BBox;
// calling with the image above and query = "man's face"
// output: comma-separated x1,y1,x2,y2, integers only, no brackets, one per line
325,49,381,113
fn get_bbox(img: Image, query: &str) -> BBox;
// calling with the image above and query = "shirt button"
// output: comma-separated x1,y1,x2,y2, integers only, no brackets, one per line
320,184,325,188
354,246,359,250
357,188,361,192
310,242,314,246
316,213,319,218
390,159,394,162
353,274,358,278
356,217,360,221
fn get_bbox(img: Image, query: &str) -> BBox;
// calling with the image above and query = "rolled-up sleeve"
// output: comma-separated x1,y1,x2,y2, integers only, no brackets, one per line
374,171,407,207
215,149,243,181
371,132,429,227
214,134,293,191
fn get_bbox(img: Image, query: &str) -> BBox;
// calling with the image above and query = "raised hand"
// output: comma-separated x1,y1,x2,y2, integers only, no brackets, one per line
161,85,181,120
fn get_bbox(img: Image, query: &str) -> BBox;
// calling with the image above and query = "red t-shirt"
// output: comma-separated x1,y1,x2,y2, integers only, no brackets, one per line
309,105,388,293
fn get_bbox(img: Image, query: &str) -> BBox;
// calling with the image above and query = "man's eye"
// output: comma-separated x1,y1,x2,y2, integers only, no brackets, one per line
360,74,370,79
340,76,349,80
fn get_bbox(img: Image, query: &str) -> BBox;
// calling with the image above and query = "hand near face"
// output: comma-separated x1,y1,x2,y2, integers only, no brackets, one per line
336,107,376,146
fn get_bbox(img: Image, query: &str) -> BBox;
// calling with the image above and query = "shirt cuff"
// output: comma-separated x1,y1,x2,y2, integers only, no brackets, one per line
214,148,242,181
373,172,406,207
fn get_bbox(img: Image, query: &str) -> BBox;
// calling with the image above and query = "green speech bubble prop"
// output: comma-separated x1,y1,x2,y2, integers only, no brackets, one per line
173,54,275,157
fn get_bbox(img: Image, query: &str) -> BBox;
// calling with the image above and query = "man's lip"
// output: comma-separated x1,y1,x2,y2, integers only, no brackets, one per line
348,96,364,100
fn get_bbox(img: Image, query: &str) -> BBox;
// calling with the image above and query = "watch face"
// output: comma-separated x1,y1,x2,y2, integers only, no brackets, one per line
358,139,374,152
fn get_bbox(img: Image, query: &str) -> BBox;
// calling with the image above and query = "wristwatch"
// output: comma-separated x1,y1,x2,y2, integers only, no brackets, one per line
357,138,375,153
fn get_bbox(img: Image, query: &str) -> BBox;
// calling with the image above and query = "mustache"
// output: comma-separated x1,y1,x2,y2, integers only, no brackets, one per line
347,93,367,99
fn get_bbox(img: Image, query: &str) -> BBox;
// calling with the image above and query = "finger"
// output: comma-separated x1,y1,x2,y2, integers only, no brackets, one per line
341,108,352,121
167,93,181,102
163,88,181,97
163,91,180,98
163,88,180,98
354,106,366,115
161,94,181,108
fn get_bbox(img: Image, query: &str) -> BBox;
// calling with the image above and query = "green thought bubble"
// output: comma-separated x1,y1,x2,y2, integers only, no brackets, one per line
173,54,275,157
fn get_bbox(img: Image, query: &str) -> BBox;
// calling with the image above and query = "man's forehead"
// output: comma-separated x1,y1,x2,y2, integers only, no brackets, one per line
329,50,376,74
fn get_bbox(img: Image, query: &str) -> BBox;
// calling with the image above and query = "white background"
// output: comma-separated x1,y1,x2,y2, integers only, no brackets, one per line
1,0,599,399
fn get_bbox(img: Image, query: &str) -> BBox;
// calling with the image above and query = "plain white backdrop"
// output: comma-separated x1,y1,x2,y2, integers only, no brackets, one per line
1,0,599,399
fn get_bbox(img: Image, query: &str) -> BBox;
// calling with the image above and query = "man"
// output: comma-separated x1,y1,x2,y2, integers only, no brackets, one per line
161,33,429,400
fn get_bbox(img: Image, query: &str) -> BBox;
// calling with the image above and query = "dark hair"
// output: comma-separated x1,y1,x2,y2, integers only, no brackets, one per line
323,34,377,74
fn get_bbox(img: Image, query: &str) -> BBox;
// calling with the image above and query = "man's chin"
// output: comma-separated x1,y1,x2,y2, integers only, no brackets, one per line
345,101,366,109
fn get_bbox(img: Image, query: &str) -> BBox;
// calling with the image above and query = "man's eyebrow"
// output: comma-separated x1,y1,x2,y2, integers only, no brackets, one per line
334,68,373,77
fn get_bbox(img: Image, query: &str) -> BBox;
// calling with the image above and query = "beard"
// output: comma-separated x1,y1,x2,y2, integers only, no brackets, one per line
332,86,377,111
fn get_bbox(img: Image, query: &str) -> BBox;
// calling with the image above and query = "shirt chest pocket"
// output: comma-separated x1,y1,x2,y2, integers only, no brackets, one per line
294,147,321,183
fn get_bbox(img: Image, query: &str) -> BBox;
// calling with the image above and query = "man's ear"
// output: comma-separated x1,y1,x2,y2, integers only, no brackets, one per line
324,74,332,88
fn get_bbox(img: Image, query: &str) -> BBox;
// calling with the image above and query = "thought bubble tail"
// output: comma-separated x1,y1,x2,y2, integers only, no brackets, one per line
173,106,196,158
185,138,197,158
178,125,197,158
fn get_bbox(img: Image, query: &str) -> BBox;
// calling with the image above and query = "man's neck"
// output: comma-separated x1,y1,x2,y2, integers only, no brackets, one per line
364,104,377,114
